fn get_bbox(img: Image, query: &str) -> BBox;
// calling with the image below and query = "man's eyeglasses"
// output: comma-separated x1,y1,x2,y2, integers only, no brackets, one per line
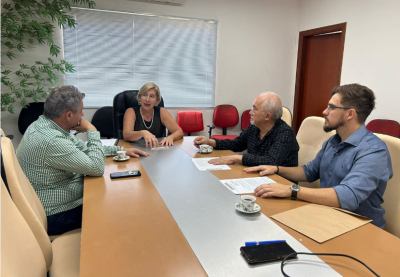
326,104,359,114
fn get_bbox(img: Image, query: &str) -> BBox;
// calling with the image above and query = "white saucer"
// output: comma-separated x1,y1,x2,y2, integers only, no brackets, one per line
113,156,130,162
235,202,261,213
199,149,212,154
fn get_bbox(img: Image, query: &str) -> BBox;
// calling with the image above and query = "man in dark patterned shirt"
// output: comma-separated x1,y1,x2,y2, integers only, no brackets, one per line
194,92,299,167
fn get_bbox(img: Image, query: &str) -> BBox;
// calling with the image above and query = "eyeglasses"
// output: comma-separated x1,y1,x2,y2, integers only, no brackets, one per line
326,104,350,111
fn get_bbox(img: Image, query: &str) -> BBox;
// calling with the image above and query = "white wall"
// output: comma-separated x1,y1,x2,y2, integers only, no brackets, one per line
1,0,300,145
299,0,400,123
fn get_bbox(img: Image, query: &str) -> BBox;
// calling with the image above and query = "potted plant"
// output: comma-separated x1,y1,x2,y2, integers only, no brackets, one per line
1,0,96,114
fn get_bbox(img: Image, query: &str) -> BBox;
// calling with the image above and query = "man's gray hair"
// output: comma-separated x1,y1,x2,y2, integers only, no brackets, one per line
43,85,85,119
259,92,283,120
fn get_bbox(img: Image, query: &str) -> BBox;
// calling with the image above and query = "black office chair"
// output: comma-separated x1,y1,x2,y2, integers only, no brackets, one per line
91,106,114,138
18,102,45,134
112,90,164,139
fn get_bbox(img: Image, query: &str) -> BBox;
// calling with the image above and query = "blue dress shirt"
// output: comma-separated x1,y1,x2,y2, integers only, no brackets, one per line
302,125,393,228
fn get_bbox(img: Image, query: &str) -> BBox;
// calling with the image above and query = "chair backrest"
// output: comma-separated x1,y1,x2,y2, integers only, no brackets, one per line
241,109,251,131
18,102,45,135
211,104,239,139
113,90,164,139
1,179,47,277
282,106,292,127
296,116,335,188
1,137,53,270
91,106,114,138
177,111,204,135
375,133,400,237
366,119,400,137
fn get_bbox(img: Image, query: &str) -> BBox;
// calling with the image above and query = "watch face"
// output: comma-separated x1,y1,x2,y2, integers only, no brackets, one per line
291,184,300,192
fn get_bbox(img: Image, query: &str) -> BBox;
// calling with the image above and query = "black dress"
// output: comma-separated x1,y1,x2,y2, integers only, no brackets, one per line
133,106,166,137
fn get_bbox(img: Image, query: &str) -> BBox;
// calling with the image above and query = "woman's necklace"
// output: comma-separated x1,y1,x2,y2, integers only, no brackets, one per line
140,107,154,130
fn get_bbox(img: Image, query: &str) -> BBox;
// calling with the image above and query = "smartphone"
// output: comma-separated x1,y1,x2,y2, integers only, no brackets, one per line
240,242,297,264
110,170,141,179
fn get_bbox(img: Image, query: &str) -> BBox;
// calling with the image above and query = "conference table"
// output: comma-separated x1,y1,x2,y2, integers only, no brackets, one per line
80,137,400,277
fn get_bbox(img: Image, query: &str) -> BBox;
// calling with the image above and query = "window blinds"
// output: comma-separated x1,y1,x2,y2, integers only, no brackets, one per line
63,8,217,108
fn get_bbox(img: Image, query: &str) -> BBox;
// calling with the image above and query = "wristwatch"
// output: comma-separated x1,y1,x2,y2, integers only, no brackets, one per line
290,184,300,200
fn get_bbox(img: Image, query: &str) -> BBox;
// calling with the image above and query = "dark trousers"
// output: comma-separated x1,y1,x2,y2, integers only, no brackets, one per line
47,205,83,235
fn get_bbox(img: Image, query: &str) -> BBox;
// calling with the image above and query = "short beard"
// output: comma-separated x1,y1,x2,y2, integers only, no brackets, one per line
323,117,344,132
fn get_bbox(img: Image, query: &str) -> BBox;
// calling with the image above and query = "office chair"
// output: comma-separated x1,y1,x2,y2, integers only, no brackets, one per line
375,133,400,237
1,137,81,276
282,106,292,127
296,116,335,188
0,128,14,141
113,90,164,139
1,179,47,277
241,109,251,132
366,119,400,137
18,102,45,134
177,111,204,136
207,104,239,140
91,106,114,138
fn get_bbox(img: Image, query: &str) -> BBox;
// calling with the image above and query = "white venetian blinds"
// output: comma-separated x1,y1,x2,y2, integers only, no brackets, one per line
63,8,217,108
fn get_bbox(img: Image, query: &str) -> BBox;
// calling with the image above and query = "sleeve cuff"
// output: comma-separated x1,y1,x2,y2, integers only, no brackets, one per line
87,130,101,140
333,185,358,211
214,139,221,149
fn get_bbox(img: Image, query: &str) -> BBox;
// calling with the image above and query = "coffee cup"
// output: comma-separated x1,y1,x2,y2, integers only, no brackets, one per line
116,150,127,159
200,144,212,153
240,195,256,212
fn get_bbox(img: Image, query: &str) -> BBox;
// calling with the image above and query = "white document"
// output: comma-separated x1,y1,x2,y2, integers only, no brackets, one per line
220,177,276,194
191,158,231,171
101,139,118,147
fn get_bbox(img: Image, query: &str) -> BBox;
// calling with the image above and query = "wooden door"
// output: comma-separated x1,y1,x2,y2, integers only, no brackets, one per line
293,23,346,133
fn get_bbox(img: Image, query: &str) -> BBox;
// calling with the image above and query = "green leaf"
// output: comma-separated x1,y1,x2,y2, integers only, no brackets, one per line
2,70,12,75
1,0,96,114
6,51,16,60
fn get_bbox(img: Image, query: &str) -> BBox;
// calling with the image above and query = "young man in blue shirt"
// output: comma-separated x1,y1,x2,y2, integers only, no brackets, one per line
245,84,393,228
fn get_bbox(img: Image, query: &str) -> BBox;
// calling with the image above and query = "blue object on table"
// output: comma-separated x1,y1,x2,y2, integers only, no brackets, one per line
245,240,286,246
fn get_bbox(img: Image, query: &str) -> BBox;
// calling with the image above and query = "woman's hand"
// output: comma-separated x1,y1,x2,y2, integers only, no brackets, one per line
141,130,159,148
160,136,174,146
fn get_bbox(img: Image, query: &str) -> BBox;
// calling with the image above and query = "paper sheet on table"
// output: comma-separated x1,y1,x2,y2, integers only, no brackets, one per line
101,139,118,147
271,204,372,243
220,177,276,194
191,158,231,171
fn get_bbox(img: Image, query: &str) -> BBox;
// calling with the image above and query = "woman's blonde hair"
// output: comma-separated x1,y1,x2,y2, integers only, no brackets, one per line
137,82,161,105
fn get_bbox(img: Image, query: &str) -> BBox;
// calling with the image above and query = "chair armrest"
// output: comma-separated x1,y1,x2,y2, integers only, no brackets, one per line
207,125,215,139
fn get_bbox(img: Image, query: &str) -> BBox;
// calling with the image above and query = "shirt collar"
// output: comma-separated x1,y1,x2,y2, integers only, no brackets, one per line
259,118,282,141
333,125,368,147
38,115,71,136
344,125,369,146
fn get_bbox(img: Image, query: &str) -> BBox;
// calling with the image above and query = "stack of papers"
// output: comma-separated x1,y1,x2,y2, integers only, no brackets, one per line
191,158,231,171
101,139,118,147
220,177,276,194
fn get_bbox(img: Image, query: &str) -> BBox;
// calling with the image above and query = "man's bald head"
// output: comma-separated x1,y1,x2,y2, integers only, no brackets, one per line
258,92,283,121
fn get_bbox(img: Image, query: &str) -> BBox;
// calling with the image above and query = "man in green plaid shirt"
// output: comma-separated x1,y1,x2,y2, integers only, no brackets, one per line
16,85,149,235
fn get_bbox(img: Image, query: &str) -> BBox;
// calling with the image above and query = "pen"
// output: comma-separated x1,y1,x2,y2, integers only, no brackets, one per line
245,240,286,246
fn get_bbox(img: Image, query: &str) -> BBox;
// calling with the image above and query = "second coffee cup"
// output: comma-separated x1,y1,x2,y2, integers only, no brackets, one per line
240,195,256,212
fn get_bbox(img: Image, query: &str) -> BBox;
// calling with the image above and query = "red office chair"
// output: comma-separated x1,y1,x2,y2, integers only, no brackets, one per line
208,105,239,140
366,119,400,137
177,111,204,136
241,109,251,132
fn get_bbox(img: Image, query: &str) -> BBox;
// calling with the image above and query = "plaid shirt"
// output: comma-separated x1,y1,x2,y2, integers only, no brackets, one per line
215,119,299,167
16,116,120,216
